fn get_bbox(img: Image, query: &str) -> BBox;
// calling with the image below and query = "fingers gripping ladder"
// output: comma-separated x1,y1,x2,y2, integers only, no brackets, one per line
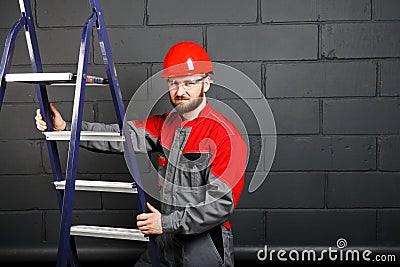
0,1,160,266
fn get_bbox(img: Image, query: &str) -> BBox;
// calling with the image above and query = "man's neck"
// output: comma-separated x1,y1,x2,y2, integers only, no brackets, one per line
182,97,207,121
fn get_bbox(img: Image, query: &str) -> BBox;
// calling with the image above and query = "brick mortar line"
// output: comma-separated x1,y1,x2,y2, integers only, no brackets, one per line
31,19,400,30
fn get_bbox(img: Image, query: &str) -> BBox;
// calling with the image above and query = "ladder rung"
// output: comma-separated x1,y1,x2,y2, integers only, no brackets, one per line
5,72,108,85
43,131,125,141
70,225,148,241
53,180,137,194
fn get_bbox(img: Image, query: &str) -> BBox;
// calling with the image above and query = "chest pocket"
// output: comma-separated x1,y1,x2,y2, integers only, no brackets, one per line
180,153,211,187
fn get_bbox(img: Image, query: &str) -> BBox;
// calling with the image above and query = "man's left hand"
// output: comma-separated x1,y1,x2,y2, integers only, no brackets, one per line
137,202,163,235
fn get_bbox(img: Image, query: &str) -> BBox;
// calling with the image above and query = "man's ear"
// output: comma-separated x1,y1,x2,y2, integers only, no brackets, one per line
203,76,211,93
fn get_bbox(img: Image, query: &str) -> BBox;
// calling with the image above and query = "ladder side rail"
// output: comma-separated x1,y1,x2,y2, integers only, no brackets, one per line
90,0,124,130
91,0,148,214
88,2,149,212
19,0,52,128
0,17,26,111
91,1,160,266
56,12,97,267
124,141,161,267
19,1,80,266
19,0,65,183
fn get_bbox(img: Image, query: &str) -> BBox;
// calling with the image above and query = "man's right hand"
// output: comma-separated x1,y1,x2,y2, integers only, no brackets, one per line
35,103,66,131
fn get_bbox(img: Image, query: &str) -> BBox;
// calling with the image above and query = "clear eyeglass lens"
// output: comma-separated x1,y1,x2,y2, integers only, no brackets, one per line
168,76,207,90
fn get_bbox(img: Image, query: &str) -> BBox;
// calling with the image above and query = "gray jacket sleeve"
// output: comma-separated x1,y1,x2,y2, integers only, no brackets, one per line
161,178,234,235
65,120,158,153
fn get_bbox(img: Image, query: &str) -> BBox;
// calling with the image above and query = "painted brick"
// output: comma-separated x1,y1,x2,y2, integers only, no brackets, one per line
321,23,400,59
0,104,43,139
261,0,317,22
266,210,376,245
112,64,149,101
230,210,264,245
238,172,325,209
148,0,257,25
2,66,39,103
381,60,400,96
211,62,264,100
0,29,30,65
42,141,130,174
271,136,376,171
373,0,400,20
97,101,129,123
0,140,42,174
265,62,376,98
124,99,173,124
0,211,43,246
36,29,84,65
377,210,400,243
379,136,400,171
2,30,79,67
0,173,101,211
36,0,144,27
323,99,400,134
268,99,319,134
102,192,140,210
318,0,371,21
0,175,58,210
215,99,275,135
247,136,263,172
0,0,21,29
93,27,203,64
207,25,318,61
36,0,91,27
221,62,262,92
208,62,264,100
261,0,370,22
149,63,163,77
327,173,400,208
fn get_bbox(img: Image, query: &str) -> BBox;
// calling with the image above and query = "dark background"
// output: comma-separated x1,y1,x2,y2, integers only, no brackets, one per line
0,0,400,265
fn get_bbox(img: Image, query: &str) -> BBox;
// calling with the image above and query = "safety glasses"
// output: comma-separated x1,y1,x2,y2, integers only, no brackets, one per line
167,75,208,91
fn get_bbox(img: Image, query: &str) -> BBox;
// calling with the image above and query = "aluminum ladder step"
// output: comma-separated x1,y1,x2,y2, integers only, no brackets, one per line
5,72,108,85
43,131,125,141
53,180,137,194
70,225,148,241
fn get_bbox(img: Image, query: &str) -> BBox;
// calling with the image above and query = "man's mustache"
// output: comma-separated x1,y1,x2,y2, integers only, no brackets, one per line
174,97,191,101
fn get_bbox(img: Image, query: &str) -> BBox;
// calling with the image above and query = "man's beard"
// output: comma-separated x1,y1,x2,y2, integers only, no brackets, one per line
170,86,205,114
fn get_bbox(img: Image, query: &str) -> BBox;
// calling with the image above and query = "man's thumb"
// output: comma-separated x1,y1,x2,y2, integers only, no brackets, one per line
49,103,60,116
146,202,157,213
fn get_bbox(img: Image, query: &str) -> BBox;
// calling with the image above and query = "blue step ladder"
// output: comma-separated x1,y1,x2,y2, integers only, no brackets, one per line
0,1,160,266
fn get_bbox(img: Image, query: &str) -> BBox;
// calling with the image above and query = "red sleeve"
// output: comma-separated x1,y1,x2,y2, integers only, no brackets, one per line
131,114,167,139
210,133,247,208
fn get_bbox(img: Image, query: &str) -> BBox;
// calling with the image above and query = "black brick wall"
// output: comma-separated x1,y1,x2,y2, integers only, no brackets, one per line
0,0,400,265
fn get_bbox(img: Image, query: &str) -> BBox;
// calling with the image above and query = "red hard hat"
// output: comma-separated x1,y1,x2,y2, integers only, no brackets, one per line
162,41,214,78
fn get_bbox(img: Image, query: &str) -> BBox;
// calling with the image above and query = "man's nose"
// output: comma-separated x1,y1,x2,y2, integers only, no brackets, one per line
176,84,186,96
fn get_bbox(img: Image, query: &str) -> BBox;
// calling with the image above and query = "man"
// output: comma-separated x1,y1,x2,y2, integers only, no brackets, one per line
35,41,247,267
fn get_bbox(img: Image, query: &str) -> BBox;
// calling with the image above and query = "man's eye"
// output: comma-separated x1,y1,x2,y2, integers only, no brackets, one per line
185,82,196,86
